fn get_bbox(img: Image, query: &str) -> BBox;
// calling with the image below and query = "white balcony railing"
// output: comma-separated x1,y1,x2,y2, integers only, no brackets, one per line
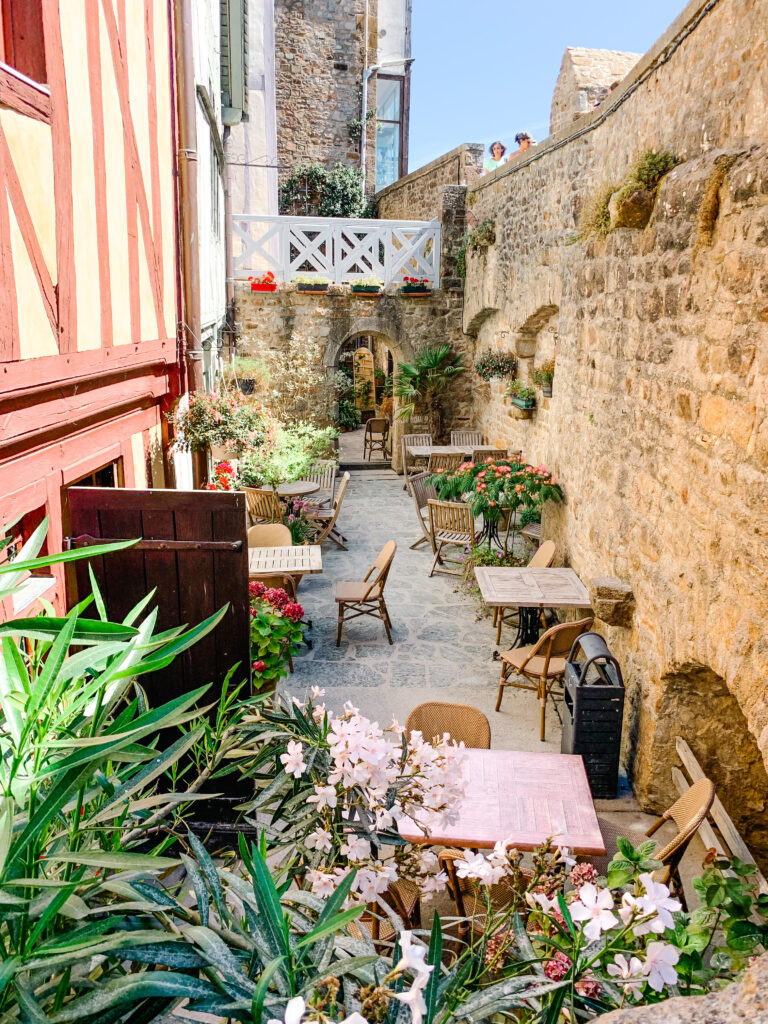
231,215,441,287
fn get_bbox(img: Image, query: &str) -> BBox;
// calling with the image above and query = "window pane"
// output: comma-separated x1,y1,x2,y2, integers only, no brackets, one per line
376,78,401,122
376,121,400,190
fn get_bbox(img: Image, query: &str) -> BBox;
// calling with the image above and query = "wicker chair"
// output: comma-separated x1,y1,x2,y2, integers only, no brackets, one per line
309,472,350,550
594,779,715,907
450,429,484,449
427,499,476,577
347,879,421,949
305,460,338,509
363,418,390,461
247,523,292,547
407,471,438,551
493,540,556,644
427,451,464,474
401,433,432,492
406,702,490,748
244,487,281,525
439,850,532,940
335,540,396,646
496,616,594,741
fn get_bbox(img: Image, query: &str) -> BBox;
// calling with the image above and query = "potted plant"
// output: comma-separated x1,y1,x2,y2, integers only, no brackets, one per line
395,343,465,441
293,275,330,294
248,270,277,292
233,355,264,395
506,379,537,410
532,357,556,397
474,351,517,382
400,275,432,295
248,581,304,690
350,275,383,294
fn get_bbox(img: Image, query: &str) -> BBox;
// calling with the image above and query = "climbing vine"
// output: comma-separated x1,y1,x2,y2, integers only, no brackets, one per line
279,163,373,218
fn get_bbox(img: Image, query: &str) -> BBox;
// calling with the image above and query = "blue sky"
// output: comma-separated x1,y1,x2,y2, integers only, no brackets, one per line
407,0,681,171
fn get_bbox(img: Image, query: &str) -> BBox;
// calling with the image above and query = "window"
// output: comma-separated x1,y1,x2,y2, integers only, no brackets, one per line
211,137,221,238
0,1,46,84
376,76,404,190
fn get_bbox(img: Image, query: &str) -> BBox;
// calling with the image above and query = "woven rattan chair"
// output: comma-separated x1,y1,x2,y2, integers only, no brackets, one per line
305,460,338,509
427,451,464,474
594,779,715,907
439,850,531,940
363,418,390,461
450,429,484,449
247,523,292,547
493,540,556,644
347,879,421,950
408,471,438,550
427,499,476,577
335,540,396,645
309,472,350,550
401,433,432,491
406,702,490,748
243,487,281,525
497,616,594,741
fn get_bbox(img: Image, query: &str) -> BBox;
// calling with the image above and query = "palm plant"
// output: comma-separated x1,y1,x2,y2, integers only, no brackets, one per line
394,343,465,442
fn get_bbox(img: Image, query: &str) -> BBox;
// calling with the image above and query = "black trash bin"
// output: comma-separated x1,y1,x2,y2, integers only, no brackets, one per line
561,632,624,798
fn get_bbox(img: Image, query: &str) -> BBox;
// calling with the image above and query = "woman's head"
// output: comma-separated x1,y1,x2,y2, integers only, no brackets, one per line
489,141,506,159
514,132,533,150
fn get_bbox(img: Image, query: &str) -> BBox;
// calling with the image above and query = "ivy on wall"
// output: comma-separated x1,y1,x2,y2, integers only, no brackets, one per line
279,163,377,218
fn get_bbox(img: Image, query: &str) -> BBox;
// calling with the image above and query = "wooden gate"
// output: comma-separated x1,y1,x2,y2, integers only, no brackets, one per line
66,487,251,708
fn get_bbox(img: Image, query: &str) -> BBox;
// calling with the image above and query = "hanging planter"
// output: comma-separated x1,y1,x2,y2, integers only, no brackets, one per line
511,396,536,410
400,276,431,296
249,272,277,292
532,358,555,399
506,381,537,411
541,383,553,398
294,276,330,294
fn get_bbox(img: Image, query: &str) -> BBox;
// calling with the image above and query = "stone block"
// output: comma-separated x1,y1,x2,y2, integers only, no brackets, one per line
698,395,756,448
589,577,636,627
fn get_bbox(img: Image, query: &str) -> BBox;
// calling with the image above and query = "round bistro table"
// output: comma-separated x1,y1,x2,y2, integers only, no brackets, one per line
276,480,321,499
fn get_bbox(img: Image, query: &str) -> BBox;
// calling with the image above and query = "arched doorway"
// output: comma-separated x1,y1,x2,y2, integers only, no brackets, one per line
333,333,397,463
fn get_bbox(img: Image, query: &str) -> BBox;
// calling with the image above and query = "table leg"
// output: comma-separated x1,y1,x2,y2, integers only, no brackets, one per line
476,515,504,550
517,606,541,647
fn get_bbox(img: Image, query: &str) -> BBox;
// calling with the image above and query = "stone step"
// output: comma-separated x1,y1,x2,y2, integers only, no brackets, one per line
339,460,392,471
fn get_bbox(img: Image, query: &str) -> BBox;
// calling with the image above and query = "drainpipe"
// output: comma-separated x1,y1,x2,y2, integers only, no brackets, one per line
174,0,206,488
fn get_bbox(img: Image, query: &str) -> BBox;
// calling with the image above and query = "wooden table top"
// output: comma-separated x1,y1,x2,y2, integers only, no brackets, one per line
474,567,592,609
248,545,323,576
276,480,321,498
398,748,605,854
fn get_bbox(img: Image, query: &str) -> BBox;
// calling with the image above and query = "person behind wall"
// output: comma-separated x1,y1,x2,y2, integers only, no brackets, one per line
514,131,534,153
483,140,507,175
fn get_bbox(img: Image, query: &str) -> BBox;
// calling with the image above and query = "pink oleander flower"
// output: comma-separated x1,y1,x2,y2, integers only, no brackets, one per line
569,883,618,941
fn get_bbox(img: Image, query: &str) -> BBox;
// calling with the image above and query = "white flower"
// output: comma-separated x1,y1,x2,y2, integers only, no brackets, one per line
607,953,644,998
420,872,448,900
456,852,506,886
305,826,332,853
312,703,326,722
268,996,305,1024
569,883,618,941
394,931,433,977
634,873,682,935
308,784,338,810
340,835,371,862
417,850,439,873
307,869,340,898
526,891,559,914
643,941,680,992
394,974,429,1024
310,685,326,699
555,845,576,866
280,740,306,778
618,891,639,926
340,1015,369,1024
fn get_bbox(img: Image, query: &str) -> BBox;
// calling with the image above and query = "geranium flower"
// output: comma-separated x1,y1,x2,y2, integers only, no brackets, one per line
280,740,306,778
642,942,680,991
544,951,571,980
569,883,618,941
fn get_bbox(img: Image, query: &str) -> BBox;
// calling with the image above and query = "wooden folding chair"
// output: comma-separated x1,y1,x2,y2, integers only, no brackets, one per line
493,540,556,644
450,429,484,449
472,448,508,463
427,452,464,474
401,433,432,492
406,702,490,748
309,471,350,550
496,616,594,740
335,540,396,646
244,487,281,525
408,471,438,550
363,418,390,460
427,499,476,577
305,460,338,509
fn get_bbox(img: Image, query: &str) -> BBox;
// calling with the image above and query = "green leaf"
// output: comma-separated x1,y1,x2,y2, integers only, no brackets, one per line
0,617,138,643
240,836,288,959
187,830,226,920
182,853,210,927
294,906,364,949
251,956,287,1024
0,537,140,575
425,912,442,1024
185,925,256,996
44,851,179,871
44,972,220,1022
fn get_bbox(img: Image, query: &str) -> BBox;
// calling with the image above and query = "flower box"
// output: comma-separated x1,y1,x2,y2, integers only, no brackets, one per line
250,282,277,292
296,282,329,294
350,285,382,294
400,285,431,296
541,383,553,398
510,396,536,410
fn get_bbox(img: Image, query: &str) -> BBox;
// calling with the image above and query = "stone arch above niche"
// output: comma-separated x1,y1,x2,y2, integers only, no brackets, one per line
323,315,414,370
514,304,559,358
465,305,500,338
649,662,768,869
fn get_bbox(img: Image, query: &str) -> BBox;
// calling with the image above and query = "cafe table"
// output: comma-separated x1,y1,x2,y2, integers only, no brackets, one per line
248,544,322,582
398,747,605,855
406,443,500,460
474,566,592,647
276,480,321,499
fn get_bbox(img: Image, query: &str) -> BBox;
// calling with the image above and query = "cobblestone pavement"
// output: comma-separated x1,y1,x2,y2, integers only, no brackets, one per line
282,469,562,752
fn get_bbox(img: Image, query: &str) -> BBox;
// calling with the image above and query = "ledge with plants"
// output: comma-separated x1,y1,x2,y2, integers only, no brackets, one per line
456,217,496,278
506,379,538,410
249,270,278,292
293,275,331,294
400,276,432,295
350,276,383,295
532,357,556,397
475,351,517,382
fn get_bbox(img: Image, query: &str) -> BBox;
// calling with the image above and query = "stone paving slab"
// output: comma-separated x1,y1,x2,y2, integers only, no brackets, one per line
282,470,561,753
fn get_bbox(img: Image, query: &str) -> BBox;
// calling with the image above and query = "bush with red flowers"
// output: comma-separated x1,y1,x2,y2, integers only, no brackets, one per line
428,458,564,523
205,461,237,491
401,276,431,293
249,580,304,688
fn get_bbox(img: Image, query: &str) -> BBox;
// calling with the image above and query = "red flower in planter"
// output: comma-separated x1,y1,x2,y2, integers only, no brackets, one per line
252,660,267,673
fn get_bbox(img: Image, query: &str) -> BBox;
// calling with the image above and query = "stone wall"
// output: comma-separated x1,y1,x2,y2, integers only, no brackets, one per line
235,281,472,467
549,48,641,135
461,0,768,857
375,143,484,221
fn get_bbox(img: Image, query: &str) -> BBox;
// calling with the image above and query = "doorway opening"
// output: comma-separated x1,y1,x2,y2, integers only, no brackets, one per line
335,335,395,464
